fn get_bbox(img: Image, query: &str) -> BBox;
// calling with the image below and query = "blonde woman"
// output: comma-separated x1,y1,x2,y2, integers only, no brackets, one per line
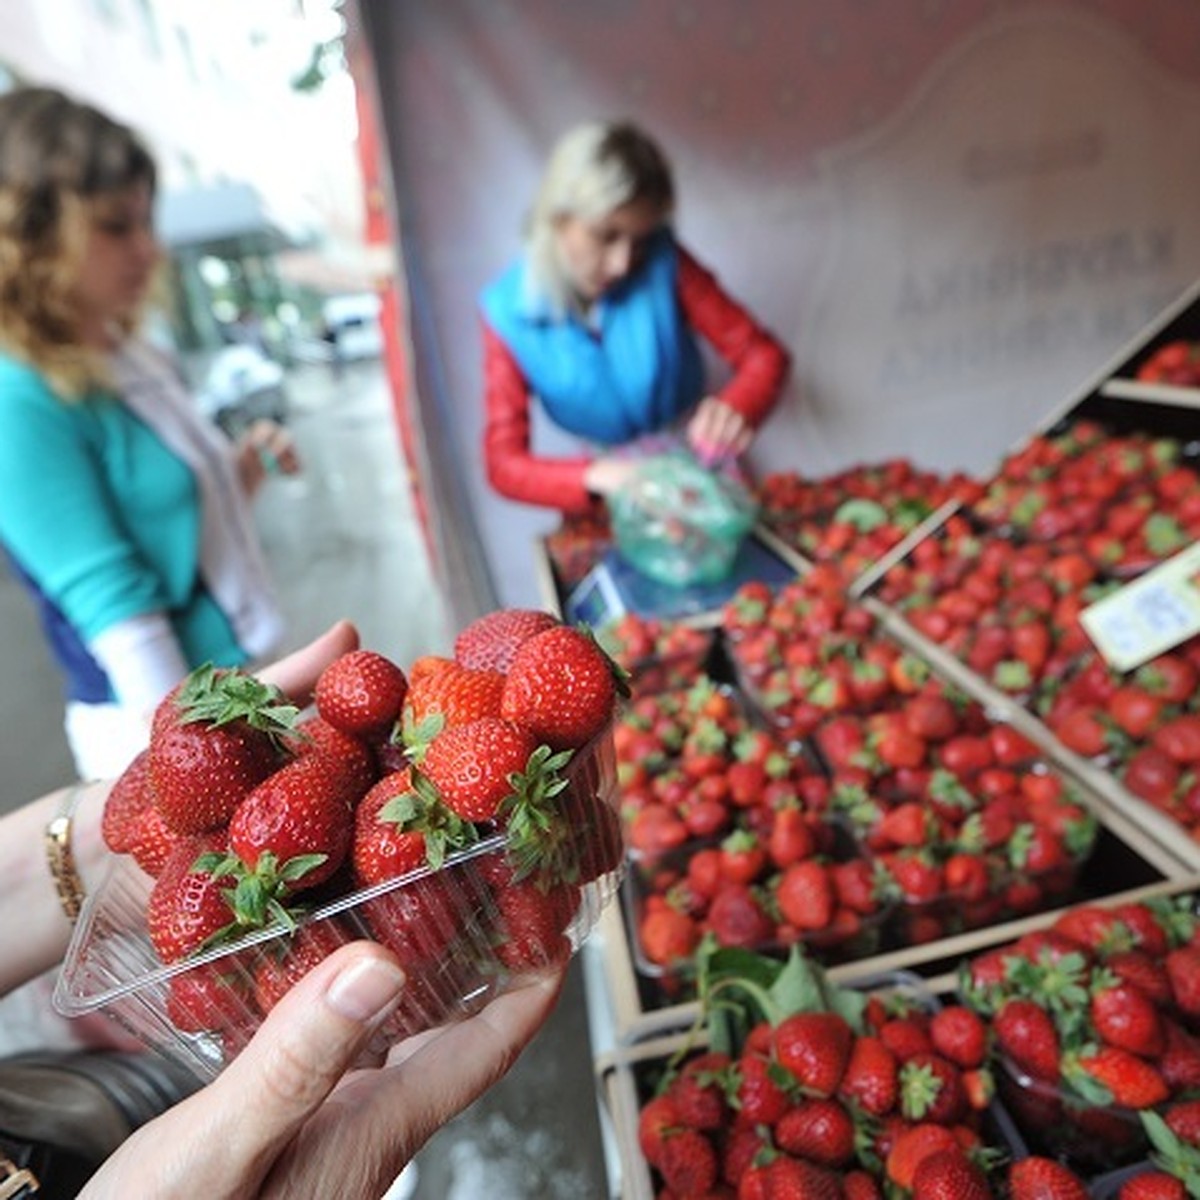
0,87,299,780
481,119,791,512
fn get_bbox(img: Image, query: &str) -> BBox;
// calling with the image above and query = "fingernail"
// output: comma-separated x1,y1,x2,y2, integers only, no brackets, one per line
326,957,405,1024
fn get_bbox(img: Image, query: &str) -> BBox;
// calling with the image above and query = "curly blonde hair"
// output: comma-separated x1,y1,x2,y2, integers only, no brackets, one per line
0,87,157,397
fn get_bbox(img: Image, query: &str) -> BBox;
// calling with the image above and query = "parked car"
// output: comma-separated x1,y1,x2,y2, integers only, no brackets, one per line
321,292,384,363
194,345,289,437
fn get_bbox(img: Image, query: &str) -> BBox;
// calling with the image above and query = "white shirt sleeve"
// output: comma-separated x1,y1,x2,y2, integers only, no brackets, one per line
88,612,190,719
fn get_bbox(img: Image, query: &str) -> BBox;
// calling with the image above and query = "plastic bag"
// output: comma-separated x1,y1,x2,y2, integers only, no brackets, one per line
607,451,758,588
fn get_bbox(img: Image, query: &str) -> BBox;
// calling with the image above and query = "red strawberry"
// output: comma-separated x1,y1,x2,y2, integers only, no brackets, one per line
885,1123,963,1190
482,858,580,970
1165,1097,1200,1146
1118,1171,1187,1200
1166,945,1200,1018
352,768,475,885
146,834,235,963
706,884,773,949
420,718,541,821
899,1052,966,1125
772,1011,853,1097
657,1127,719,1196
929,1005,987,1069
166,961,257,1034
149,666,293,834
878,1014,934,1062
736,1053,790,1125
670,1051,730,1130
101,749,153,853
500,625,620,750
774,1097,856,1166
738,1156,841,1200
1091,980,1165,1057
288,715,378,796
1007,1156,1090,1200
1160,1021,1200,1091
911,1147,990,1200
252,920,350,1013
405,661,506,729
639,905,700,968
1069,1045,1168,1108
776,860,834,930
314,649,408,738
995,997,1060,1084
838,1034,898,1115
454,608,561,671
228,754,358,897
637,1093,679,1168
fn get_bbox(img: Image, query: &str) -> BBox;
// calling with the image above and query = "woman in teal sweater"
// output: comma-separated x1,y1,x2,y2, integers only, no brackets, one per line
0,87,298,780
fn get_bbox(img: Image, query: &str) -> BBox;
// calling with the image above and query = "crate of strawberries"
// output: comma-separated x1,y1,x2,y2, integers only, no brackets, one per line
53,610,627,1079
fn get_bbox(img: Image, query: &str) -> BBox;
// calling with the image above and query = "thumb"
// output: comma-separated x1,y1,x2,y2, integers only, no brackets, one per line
136,943,405,1197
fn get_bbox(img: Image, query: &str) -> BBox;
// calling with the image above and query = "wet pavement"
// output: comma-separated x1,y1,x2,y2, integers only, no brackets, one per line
0,357,611,1198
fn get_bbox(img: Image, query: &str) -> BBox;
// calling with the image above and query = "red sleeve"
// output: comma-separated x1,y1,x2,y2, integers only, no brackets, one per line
676,244,791,426
481,321,597,513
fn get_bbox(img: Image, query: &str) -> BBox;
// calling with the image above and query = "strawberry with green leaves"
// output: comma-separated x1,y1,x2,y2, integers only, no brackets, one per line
149,664,298,835
418,716,540,822
351,768,476,885
146,833,237,963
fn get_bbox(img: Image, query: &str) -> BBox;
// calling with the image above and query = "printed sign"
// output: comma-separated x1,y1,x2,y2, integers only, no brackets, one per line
1081,542,1200,671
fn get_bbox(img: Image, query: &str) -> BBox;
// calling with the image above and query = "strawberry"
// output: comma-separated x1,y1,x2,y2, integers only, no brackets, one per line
772,1011,853,1097
362,871,466,966
929,1005,987,1069
405,660,506,729
995,997,1060,1083
838,1034,897,1115
911,1147,990,1200
1160,1021,1200,1092
1068,1044,1169,1108
878,1014,934,1062
899,1052,966,1125
1107,949,1174,1007
775,859,834,930
656,1127,719,1196
843,1171,883,1200
149,666,295,834
637,1093,680,1168
737,1156,841,1200
482,858,580,970
226,753,358,902
1166,945,1200,1018
101,749,153,853
288,715,378,797
352,768,475,884
314,649,408,738
885,1123,963,1189
102,750,184,875
419,717,540,821
1118,1172,1188,1200
166,962,257,1034
146,834,235,962
735,1052,790,1125
670,1051,730,1130
1165,1097,1200,1146
1007,1155,1090,1200
706,884,774,949
1091,979,1166,1057
252,920,350,1013
774,1097,855,1166
500,625,622,750
454,607,560,671
639,905,700,968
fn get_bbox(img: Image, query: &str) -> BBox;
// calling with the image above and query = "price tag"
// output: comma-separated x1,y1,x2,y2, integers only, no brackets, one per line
1080,541,1200,671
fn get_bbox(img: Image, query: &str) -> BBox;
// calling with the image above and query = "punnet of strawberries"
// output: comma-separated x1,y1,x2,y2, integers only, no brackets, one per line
960,890,1200,1177
629,941,1098,1199
59,609,628,1071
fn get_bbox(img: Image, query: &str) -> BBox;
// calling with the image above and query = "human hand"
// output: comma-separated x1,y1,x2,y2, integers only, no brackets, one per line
236,420,302,495
80,943,566,1199
583,455,641,497
686,396,753,464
